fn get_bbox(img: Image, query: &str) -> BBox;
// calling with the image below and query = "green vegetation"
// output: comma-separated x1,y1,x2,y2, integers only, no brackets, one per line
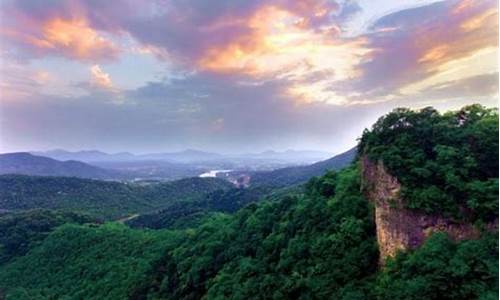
359,104,498,221
0,175,233,219
135,167,379,299
249,147,356,187
128,184,302,229
0,210,94,264
0,167,380,299
1,165,496,299
376,233,498,300
0,223,183,300
0,105,497,299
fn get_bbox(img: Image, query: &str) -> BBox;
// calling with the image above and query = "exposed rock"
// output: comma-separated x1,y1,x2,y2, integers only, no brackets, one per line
361,156,495,265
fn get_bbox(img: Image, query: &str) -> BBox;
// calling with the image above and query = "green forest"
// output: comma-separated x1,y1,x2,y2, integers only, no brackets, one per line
0,105,497,299
0,175,234,220
359,104,498,221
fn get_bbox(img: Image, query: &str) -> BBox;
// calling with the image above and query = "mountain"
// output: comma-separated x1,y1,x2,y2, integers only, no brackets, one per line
2,165,495,299
32,149,333,165
0,174,233,219
0,210,95,264
31,149,135,162
0,152,118,179
32,149,222,163
0,105,496,299
249,147,357,187
236,149,333,164
127,184,301,230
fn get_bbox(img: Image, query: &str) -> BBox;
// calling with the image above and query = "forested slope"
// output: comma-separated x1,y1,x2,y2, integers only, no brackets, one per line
359,104,498,221
0,105,497,300
0,175,233,219
249,147,356,187
0,166,496,299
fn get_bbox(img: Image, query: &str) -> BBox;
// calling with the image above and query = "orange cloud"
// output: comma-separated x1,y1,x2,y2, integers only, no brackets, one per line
419,1,497,67
397,0,498,98
197,4,361,77
460,7,498,32
1,16,119,62
42,18,119,61
196,4,369,104
418,45,450,64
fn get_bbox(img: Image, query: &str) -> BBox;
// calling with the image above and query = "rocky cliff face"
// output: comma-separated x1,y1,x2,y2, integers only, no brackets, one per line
361,156,489,264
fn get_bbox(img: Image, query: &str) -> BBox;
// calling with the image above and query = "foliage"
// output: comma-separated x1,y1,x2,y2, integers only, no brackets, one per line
359,104,499,221
128,184,302,230
0,209,94,264
138,167,379,299
0,223,183,300
376,232,498,300
0,163,497,299
0,175,233,220
0,105,497,299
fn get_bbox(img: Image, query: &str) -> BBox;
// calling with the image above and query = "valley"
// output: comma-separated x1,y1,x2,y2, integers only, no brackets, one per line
0,105,497,299
1,0,497,298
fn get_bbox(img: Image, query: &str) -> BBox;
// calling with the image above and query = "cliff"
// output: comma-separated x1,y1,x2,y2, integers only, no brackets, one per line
360,156,491,264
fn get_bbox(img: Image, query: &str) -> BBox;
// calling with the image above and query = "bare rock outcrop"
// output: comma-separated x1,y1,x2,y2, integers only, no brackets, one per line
361,156,491,264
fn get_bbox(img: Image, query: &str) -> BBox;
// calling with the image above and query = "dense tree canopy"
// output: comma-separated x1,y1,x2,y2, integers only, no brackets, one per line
0,175,233,219
1,165,496,299
0,105,497,299
359,104,499,221
376,233,498,300
0,223,183,299
0,210,94,264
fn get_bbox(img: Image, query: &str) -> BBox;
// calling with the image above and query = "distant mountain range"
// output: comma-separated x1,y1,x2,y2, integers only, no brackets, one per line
30,148,333,164
0,153,119,179
249,147,357,187
30,149,136,162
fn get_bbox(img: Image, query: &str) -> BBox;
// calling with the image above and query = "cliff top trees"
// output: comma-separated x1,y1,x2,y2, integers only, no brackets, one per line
359,104,499,221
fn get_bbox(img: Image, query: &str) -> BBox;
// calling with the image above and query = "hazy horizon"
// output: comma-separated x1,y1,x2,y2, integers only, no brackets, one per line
1,0,498,154
3,147,342,157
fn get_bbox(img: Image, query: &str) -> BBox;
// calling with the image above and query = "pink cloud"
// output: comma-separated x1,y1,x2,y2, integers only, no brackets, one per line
0,1,120,62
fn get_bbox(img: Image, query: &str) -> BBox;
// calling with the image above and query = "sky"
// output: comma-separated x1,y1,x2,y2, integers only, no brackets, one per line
0,0,498,154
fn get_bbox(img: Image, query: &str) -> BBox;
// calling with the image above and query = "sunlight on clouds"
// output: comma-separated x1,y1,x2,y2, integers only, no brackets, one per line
42,18,118,61
452,0,475,15
90,65,113,89
287,82,345,105
0,16,119,62
400,47,498,96
460,8,498,32
198,5,370,105
199,5,369,79
0,0,497,109
418,45,450,64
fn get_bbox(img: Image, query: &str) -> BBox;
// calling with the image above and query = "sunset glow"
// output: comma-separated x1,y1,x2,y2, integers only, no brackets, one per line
0,0,497,153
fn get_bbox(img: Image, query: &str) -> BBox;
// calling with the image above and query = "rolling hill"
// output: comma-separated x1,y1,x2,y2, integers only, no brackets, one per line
0,152,121,179
0,175,233,219
249,147,357,187
0,105,497,299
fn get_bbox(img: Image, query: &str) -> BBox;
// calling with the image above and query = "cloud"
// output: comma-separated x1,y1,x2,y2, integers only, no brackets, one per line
1,70,382,153
2,0,496,105
0,0,498,153
0,1,120,62
90,65,113,89
415,72,499,100
0,60,56,100
341,0,498,100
